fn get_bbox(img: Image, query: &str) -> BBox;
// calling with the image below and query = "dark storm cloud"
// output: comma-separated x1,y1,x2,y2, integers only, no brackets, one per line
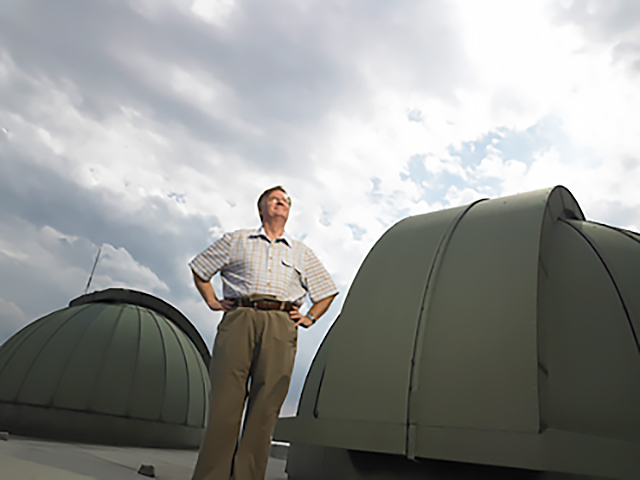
0,142,219,323
0,0,470,171
0,0,248,164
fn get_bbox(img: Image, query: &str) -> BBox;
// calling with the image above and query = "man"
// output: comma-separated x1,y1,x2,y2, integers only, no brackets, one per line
190,186,338,480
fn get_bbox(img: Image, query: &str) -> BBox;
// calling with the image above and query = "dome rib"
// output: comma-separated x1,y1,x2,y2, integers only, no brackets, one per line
0,313,54,377
160,312,191,425
312,366,325,419
15,305,93,404
123,305,144,418
86,304,126,413
620,231,640,244
0,306,91,381
49,304,107,407
405,197,486,458
0,319,42,371
600,223,640,246
562,219,640,355
149,306,169,422
70,289,210,366
183,328,210,426
126,306,165,421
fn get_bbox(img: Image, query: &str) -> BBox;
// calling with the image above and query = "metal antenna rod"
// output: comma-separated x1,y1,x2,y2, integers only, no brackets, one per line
84,245,102,294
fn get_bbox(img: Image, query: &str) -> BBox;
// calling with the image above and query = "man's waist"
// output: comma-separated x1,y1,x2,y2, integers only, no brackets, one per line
222,280,305,305
231,296,296,312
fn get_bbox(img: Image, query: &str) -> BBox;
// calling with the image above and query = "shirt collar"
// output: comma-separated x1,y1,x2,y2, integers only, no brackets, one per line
249,226,292,247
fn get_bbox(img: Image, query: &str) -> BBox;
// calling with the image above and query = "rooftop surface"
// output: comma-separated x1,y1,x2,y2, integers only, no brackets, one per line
0,435,288,480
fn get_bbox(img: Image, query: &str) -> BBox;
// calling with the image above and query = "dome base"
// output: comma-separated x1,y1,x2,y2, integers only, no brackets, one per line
0,402,203,449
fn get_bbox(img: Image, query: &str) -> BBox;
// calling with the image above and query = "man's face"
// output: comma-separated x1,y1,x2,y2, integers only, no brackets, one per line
261,190,291,222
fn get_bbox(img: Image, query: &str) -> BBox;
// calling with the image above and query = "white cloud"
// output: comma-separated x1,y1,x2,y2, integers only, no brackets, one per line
87,243,170,294
191,0,236,26
0,217,172,336
0,298,29,344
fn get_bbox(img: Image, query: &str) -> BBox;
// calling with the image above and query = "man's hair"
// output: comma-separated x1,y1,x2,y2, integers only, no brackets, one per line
257,186,291,221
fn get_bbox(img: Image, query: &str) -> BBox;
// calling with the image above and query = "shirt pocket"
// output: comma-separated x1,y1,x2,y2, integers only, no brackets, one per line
281,259,302,277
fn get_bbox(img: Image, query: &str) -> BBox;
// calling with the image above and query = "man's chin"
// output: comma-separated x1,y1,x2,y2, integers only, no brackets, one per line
265,214,288,223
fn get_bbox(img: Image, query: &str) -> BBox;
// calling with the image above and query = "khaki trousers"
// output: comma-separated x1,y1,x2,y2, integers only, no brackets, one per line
192,306,297,480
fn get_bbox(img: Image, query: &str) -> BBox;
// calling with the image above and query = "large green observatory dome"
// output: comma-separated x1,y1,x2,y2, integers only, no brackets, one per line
0,289,210,448
276,186,640,480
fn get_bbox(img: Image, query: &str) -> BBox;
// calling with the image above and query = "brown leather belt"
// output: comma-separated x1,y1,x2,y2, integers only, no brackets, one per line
234,298,296,312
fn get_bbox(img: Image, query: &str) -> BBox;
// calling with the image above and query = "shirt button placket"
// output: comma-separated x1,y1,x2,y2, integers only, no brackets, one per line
266,244,272,289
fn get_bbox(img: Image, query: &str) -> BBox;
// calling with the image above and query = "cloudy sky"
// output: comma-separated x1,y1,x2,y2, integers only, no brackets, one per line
1,0,640,415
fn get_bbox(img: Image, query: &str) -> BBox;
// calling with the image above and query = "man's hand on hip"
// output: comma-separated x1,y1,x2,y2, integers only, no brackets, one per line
192,271,234,312
208,298,235,312
289,305,313,328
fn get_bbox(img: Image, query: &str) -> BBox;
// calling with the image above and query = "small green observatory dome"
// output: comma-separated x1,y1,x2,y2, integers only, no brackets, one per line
0,288,210,448
276,186,640,480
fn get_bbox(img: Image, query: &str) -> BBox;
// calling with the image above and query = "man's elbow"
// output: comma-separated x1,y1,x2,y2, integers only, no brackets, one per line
192,269,208,285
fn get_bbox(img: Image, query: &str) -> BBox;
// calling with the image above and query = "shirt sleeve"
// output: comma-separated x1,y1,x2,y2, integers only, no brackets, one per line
302,246,339,304
188,232,233,282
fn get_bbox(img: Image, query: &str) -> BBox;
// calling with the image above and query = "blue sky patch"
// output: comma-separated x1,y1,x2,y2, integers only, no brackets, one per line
400,154,466,204
348,223,366,241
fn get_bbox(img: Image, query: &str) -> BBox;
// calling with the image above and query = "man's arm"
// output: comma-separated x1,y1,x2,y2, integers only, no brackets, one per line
192,271,234,312
289,294,336,328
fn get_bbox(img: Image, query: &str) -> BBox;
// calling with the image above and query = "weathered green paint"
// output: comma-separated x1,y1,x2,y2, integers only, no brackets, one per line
276,186,640,479
0,289,210,448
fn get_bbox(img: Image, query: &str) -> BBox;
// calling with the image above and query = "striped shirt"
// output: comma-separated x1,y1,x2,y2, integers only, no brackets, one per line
189,227,338,305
